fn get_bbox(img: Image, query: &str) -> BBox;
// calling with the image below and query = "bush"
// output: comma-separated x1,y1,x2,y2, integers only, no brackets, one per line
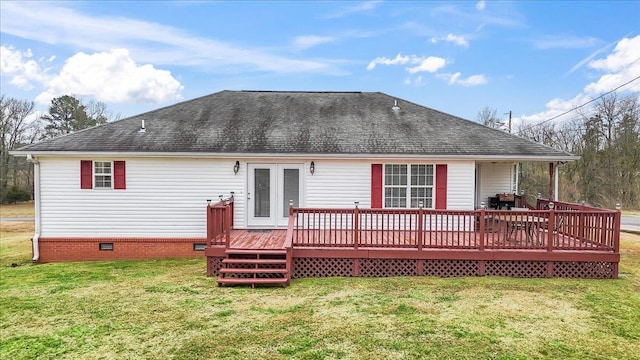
2,187,32,204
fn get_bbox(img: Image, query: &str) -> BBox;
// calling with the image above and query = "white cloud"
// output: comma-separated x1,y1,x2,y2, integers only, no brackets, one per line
324,0,383,18
2,46,183,105
404,76,425,87
0,2,341,75
516,93,591,125
368,53,447,75
430,33,469,47
585,36,640,93
437,72,487,86
407,57,447,74
516,36,640,127
476,1,486,11
293,35,335,50
367,53,411,70
532,35,600,50
41,49,183,105
0,46,49,89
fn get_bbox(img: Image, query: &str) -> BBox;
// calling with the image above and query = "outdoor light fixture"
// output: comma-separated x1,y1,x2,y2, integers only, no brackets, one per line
419,201,424,208
354,201,359,208
206,199,211,205
615,202,621,210
480,201,486,209
233,161,240,175
548,202,555,210
310,161,315,175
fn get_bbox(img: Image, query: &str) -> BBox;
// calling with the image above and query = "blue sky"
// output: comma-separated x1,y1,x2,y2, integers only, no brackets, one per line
1,1,639,129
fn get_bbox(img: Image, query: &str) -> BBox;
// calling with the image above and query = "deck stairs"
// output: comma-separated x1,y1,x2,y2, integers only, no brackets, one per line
217,248,290,287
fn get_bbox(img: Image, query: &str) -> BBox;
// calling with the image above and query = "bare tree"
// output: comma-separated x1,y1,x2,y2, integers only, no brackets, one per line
0,95,38,194
476,106,502,129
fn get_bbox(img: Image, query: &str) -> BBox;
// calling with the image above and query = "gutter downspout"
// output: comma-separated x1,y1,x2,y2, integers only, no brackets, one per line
26,154,41,262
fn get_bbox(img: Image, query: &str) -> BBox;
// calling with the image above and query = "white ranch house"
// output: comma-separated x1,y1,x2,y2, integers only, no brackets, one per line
14,91,619,285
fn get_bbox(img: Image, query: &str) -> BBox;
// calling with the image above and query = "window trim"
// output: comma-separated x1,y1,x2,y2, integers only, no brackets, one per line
383,163,435,209
93,161,113,189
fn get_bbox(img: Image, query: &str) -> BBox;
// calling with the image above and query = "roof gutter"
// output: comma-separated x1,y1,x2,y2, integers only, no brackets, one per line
10,150,580,162
26,154,41,263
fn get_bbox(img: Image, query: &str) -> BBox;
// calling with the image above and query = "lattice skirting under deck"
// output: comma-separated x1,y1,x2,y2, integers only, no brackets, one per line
288,258,616,279
207,256,616,279
207,257,224,277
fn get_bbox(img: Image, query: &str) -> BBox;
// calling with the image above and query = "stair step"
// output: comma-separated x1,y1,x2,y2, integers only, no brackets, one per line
220,268,288,274
222,258,286,265
226,248,286,255
217,277,289,285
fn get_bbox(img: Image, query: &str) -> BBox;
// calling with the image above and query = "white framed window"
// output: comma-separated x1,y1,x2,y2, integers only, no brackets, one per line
94,161,112,189
384,164,434,208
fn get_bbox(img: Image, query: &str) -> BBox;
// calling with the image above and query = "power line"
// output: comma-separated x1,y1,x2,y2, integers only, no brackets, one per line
517,75,640,135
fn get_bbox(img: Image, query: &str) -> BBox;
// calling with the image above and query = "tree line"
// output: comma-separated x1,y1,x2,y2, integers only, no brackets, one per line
1,95,117,203
478,94,640,210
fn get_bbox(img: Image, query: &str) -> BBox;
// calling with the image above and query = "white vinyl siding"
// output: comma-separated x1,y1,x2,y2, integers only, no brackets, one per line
305,160,371,208
39,157,245,237
477,162,514,205
446,161,475,210
37,157,479,238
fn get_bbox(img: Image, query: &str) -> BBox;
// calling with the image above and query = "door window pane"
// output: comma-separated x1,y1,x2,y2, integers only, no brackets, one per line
254,169,270,217
282,169,300,217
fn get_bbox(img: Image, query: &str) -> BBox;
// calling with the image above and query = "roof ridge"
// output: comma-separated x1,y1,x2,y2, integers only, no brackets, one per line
236,90,363,94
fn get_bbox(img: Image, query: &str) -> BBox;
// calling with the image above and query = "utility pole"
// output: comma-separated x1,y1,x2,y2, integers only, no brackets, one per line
504,111,512,133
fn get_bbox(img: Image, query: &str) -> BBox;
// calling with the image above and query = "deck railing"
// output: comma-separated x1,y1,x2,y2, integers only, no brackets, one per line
289,203,620,252
535,199,620,251
206,196,234,247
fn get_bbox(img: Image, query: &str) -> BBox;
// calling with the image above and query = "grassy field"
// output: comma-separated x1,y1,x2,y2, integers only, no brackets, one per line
0,202,35,217
1,222,639,359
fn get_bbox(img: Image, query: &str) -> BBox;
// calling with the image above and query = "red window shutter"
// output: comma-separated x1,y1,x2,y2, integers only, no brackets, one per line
435,164,447,209
371,164,383,208
114,161,126,190
80,160,92,189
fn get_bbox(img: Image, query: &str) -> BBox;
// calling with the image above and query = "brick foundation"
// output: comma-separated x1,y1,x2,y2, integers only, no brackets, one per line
37,237,208,263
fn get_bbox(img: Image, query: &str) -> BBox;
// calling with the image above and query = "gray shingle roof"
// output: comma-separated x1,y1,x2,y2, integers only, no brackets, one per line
17,91,574,158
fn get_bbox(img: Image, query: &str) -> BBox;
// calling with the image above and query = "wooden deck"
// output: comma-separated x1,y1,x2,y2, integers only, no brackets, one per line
229,229,287,249
206,199,621,280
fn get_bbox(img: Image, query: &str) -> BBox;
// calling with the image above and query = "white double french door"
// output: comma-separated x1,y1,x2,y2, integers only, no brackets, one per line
247,164,303,227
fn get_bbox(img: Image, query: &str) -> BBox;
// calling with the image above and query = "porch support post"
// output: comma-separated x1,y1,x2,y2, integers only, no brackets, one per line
554,164,559,201
548,162,555,200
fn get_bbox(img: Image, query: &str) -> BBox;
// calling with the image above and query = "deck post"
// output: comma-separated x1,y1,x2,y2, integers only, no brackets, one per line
225,203,231,247
613,207,621,253
229,194,235,228
547,204,555,252
417,206,423,251
353,202,359,250
206,204,213,246
479,208,485,251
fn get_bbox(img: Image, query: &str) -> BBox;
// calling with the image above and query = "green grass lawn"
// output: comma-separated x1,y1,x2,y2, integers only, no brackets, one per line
0,202,35,217
1,223,639,359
